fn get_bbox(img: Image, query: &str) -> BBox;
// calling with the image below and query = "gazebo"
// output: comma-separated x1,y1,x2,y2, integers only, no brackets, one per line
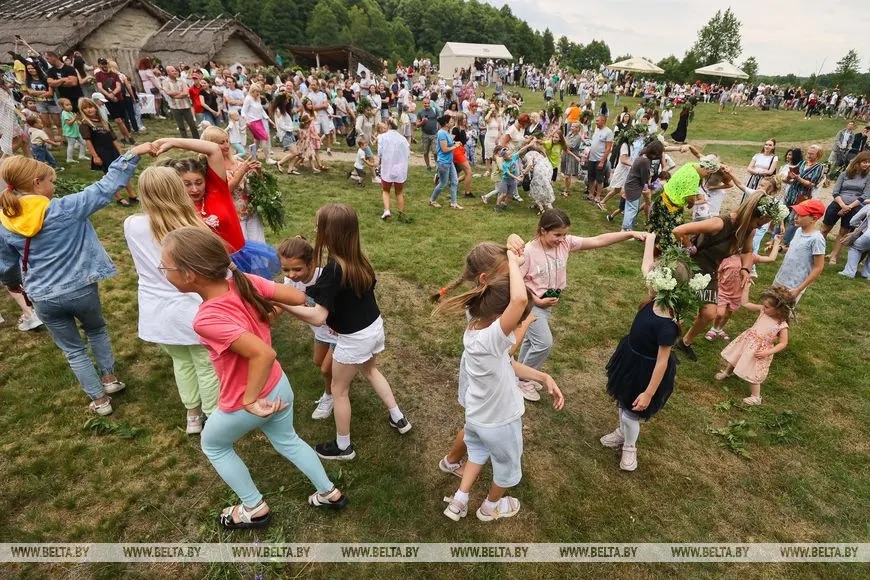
438,42,512,79
286,45,383,75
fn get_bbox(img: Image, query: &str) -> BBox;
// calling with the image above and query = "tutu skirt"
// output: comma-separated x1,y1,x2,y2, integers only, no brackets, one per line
231,239,280,279
606,336,677,420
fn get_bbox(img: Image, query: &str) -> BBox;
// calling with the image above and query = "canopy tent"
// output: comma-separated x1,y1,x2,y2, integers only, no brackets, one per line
286,45,382,75
606,57,664,74
694,61,749,79
438,42,512,79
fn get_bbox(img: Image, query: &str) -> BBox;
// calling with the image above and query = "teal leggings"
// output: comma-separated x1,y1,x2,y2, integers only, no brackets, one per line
201,373,333,506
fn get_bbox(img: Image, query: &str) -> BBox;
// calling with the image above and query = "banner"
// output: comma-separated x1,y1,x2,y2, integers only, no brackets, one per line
2,543,867,563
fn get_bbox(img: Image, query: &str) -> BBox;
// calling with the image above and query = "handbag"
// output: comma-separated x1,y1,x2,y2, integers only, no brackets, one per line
521,171,531,192
345,127,357,147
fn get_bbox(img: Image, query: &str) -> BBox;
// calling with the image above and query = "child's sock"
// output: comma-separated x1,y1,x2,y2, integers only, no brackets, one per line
453,490,469,504
482,499,499,512
336,433,351,450
620,410,640,446
388,406,404,422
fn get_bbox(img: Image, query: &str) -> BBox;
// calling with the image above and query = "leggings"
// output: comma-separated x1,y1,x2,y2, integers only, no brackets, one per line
201,373,333,507
66,136,88,160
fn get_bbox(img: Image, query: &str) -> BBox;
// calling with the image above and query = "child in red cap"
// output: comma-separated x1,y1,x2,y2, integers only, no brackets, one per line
773,199,826,302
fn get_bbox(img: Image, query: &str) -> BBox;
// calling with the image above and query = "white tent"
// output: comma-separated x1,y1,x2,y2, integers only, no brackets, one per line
694,61,749,79
607,57,664,74
438,42,512,79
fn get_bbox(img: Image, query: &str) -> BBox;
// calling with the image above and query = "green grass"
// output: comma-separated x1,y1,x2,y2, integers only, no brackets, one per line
1,92,867,578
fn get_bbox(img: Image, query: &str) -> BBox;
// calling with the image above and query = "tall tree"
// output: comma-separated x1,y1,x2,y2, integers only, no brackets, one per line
740,56,758,80
576,39,611,71
306,0,341,46
390,17,415,63
556,35,572,59
688,8,742,67
834,49,861,88
258,0,302,49
656,55,682,82
542,28,555,63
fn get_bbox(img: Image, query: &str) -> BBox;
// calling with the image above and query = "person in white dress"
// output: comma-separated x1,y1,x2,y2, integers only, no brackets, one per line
377,118,411,221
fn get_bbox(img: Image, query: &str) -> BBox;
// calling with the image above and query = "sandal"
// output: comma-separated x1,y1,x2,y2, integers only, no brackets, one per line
560,191,569,197
115,199,131,207
742,395,763,406
218,500,272,530
714,370,732,381
127,197,140,204
705,329,719,341
276,165,285,174
289,170,300,175
476,496,521,521
308,487,348,509
720,331,730,341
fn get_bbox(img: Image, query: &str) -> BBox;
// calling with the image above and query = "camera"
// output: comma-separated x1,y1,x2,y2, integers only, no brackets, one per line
542,288,562,299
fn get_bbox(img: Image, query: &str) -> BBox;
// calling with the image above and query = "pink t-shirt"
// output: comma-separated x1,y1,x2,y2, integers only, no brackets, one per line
193,274,282,412
520,235,585,297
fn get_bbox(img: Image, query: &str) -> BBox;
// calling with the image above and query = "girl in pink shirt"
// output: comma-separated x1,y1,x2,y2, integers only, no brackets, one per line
517,209,643,386
160,226,346,530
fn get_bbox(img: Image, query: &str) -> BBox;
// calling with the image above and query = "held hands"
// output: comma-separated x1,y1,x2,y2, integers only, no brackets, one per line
543,374,565,410
130,142,160,158
506,233,526,256
507,246,524,267
632,391,652,412
629,231,649,242
243,396,288,417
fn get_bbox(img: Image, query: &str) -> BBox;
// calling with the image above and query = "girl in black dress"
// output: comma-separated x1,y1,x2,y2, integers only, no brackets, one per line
79,97,138,206
601,233,698,472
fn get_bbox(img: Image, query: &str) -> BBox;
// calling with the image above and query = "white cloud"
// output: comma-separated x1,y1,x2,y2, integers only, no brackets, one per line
480,0,869,76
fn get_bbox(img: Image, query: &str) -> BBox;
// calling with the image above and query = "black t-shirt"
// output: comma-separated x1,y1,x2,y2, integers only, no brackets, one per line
201,89,219,112
306,260,380,334
343,88,356,104
629,302,679,358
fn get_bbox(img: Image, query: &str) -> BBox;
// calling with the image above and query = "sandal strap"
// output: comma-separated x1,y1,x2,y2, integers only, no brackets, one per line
235,500,267,523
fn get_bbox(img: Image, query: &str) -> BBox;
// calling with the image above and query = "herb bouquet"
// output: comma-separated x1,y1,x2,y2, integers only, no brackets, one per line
246,170,285,233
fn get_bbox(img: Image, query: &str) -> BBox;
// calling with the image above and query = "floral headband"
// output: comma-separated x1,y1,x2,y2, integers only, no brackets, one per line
644,246,710,321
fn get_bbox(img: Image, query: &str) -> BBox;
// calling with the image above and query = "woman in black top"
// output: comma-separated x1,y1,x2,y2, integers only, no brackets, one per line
288,204,411,461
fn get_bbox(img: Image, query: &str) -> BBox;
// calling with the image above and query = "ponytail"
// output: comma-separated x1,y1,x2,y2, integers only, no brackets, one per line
430,275,465,304
0,155,55,218
0,186,21,219
228,262,274,322
430,242,509,304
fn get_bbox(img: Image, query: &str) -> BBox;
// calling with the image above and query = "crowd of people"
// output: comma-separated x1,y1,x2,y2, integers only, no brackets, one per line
1,47,869,526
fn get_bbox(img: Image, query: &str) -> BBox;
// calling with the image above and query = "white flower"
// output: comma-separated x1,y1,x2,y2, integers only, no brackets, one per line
645,267,677,291
689,273,711,291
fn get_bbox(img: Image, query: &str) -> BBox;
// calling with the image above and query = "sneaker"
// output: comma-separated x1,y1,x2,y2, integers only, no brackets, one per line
463,192,475,198
315,440,356,461
127,136,136,145
438,456,464,478
443,497,468,521
266,159,278,165
372,176,381,184
349,174,361,182
186,413,204,434
429,200,441,208
102,380,126,394
476,496,521,521
619,445,638,471
481,194,491,205
449,203,463,210
381,210,392,220
512,195,524,202
17,312,44,331
606,214,614,222
389,416,412,434
673,339,697,362
600,428,625,448
311,395,334,420
518,380,541,401
89,398,113,416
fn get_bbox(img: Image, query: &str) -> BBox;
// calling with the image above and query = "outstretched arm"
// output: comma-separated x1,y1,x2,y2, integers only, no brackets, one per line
577,230,643,250
153,137,225,178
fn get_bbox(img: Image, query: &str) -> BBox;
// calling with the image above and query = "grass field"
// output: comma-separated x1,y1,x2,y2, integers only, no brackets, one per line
1,89,867,578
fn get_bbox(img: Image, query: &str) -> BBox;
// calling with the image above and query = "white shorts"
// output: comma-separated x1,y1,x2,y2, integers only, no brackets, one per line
332,316,385,365
315,114,334,136
464,418,523,487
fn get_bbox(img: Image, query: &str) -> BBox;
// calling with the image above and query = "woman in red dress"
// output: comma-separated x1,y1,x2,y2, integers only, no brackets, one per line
153,138,278,277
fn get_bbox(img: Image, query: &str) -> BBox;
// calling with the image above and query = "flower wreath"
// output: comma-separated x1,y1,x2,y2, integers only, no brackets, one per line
355,97,373,116
756,195,789,223
643,246,711,321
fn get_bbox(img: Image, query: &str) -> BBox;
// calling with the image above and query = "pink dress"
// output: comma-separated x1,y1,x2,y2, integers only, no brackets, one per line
721,313,787,384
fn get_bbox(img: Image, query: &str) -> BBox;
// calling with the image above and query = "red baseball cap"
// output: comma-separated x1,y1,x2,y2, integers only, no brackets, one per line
791,198,825,218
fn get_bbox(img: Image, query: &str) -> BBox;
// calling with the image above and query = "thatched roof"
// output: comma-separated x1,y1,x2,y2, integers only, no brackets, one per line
0,0,171,56
287,45,383,75
142,15,275,66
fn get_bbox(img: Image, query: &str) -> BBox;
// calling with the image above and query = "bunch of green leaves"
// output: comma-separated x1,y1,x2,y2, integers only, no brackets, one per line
706,419,756,459
355,97,373,116
648,245,702,322
246,170,285,233
83,417,144,439
761,411,802,444
544,100,563,123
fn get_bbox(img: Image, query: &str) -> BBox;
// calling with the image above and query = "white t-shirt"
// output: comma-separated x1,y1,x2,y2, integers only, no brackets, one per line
354,147,366,170
309,90,329,117
661,109,673,125
750,153,778,176
123,215,202,345
284,270,337,344
377,130,410,183
460,318,525,428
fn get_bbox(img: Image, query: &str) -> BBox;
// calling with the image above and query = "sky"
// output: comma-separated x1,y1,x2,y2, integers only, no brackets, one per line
480,0,869,76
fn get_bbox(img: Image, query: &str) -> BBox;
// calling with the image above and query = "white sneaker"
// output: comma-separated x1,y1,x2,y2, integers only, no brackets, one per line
381,210,392,220
600,428,625,448
89,398,113,416
186,413,204,434
372,176,381,184
517,380,541,401
266,158,278,165
102,380,126,394
312,394,334,420
17,312,44,331
620,445,638,471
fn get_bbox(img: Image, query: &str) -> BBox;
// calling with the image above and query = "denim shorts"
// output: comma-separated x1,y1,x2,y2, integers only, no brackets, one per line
464,418,523,487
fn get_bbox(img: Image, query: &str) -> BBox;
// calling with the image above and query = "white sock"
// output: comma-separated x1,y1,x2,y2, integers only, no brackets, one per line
336,433,351,450
620,410,640,447
388,406,404,422
483,499,499,511
497,497,513,512
453,490,469,504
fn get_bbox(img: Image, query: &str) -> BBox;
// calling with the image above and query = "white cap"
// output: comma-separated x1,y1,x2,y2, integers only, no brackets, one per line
91,92,108,103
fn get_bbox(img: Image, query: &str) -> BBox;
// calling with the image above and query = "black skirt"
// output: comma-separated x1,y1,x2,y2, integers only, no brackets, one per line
606,336,677,420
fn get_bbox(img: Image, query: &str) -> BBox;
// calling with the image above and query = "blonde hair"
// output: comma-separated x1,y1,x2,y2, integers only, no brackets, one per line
431,242,508,304
77,97,110,131
0,155,55,218
201,125,236,162
163,227,274,321
137,166,209,243
733,190,770,254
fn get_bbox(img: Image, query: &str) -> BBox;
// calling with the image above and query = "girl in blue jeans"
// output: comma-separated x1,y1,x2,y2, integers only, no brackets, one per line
0,145,155,415
429,115,463,209
160,226,346,529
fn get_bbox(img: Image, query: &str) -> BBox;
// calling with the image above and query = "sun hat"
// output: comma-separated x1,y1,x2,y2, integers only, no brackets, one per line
791,198,826,218
91,92,108,103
